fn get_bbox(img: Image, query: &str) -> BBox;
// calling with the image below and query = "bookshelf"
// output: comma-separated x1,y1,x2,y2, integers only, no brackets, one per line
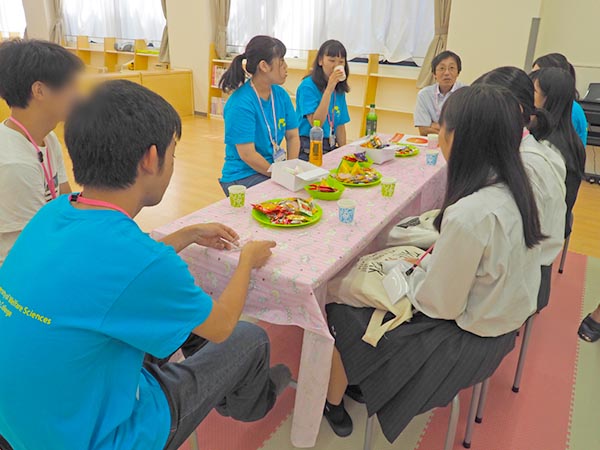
206,45,419,139
64,36,164,73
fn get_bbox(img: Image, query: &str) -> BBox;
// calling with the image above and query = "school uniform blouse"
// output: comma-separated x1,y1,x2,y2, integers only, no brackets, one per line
520,133,567,266
572,101,588,145
295,77,350,138
407,183,541,337
221,82,298,183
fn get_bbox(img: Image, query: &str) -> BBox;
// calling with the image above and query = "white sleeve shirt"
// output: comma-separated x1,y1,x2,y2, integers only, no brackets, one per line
407,183,541,337
0,124,67,265
520,134,567,266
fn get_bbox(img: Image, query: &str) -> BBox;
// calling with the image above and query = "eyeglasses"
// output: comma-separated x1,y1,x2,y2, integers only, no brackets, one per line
436,66,458,74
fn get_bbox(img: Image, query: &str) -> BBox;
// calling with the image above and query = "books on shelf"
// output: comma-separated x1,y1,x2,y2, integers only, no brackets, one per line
211,65,227,88
210,96,228,116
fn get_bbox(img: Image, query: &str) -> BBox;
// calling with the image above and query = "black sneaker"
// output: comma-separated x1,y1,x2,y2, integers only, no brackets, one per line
323,400,353,437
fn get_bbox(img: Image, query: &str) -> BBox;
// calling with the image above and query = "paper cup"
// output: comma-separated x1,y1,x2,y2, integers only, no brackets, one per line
228,185,246,207
426,150,440,166
380,176,397,197
337,199,356,224
427,133,439,150
334,64,346,82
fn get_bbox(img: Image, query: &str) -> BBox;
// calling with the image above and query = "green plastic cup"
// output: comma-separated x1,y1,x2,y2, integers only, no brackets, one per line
381,177,397,198
228,185,246,208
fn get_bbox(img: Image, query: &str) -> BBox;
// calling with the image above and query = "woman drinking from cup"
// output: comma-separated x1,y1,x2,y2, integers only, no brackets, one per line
296,40,351,160
323,85,545,440
218,36,300,194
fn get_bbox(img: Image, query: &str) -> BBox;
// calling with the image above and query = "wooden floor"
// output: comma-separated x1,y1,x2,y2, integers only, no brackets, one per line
58,115,600,257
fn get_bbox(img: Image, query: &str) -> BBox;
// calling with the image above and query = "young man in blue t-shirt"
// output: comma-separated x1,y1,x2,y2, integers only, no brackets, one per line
0,80,290,450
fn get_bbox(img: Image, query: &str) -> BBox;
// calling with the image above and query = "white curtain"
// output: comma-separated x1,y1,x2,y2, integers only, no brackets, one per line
0,0,27,37
227,0,434,63
63,0,165,41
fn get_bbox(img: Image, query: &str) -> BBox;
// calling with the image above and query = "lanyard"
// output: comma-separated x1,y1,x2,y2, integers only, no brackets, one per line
8,117,57,199
70,193,132,218
250,80,278,150
326,92,337,133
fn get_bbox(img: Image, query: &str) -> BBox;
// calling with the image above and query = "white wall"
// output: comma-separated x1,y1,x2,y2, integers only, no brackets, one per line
21,0,53,39
535,0,600,95
166,0,213,114
447,0,543,84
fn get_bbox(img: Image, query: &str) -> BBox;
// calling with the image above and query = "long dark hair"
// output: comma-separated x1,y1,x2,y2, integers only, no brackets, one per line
530,68,586,178
434,85,545,248
219,35,286,93
474,66,551,141
306,40,350,94
533,53,579,99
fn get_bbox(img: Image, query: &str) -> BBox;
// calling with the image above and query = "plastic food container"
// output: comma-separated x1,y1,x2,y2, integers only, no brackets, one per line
366,146,399,164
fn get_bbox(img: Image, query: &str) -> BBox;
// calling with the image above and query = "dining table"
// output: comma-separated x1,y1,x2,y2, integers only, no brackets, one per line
151,136,447,447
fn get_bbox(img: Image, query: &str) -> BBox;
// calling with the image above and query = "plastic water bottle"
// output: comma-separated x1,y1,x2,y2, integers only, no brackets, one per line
309,120,323,166
366,104,378,135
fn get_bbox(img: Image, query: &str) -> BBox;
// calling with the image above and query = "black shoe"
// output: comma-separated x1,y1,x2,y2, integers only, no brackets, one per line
324,400,353,437
345,384,365,404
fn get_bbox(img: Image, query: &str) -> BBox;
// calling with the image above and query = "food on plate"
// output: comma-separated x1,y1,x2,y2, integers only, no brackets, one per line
251,198,317,225
405,136,428,145
390,132,405,143
342,152,368,163
307,179,338,193
395,144,420,157
360,135,390,149
335,161,380,184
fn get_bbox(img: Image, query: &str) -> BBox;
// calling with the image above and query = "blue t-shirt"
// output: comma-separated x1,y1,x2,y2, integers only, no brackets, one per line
221,82,298,183
0,195,213,450
296,77,351,138
572,101,588,146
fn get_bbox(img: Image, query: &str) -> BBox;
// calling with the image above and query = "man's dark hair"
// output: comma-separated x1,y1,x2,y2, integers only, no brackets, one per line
431,50,462,74
65,80,182,189
0,39,83,108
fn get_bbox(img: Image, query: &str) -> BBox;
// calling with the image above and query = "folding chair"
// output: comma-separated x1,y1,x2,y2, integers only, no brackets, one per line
558,214,574,274
462,378,490,448
363,394,460,450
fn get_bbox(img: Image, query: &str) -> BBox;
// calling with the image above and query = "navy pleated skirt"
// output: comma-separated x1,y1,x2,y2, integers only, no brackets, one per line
326,304,517,443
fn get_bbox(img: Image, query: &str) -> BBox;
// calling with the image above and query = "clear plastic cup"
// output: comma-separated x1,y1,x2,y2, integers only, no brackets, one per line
380,176,397,197
337,199,356,224
228,185,246,208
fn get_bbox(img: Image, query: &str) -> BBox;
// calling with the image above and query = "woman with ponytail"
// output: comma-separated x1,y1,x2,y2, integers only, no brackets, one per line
218,36,299,193
323,85,544,441
474,66,566,310
530,67,586,238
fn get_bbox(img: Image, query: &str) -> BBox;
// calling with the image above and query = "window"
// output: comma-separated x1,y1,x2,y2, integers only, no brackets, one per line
63,0,165,42
227,0,434,64
0,0,26,38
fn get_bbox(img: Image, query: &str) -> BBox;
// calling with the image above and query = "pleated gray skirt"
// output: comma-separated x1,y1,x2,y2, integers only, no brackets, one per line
326,304,517,443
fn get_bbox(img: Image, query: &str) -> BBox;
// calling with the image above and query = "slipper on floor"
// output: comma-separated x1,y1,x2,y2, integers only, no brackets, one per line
578,314,600,342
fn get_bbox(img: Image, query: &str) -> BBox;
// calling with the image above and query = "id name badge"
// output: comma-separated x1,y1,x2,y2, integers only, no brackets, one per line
329,133,336,148
273,145,286,163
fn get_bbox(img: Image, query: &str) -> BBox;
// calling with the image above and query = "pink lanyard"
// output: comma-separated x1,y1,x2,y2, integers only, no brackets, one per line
70,193,132,218
326,92,337,132
8,117,57,199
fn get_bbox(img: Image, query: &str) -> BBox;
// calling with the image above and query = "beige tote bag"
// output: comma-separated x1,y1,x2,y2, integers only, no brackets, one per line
328,246,423,347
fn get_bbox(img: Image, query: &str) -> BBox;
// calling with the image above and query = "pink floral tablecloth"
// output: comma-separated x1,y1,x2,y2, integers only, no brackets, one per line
152,139,447,447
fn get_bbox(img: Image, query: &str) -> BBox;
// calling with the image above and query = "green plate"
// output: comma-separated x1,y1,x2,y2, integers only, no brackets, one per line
330,169,382,187
395,145,420,158
251,198,323,228
304,177,345,201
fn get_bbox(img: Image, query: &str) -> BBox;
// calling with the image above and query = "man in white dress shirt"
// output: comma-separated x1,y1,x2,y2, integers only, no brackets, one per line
414,50,466,136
